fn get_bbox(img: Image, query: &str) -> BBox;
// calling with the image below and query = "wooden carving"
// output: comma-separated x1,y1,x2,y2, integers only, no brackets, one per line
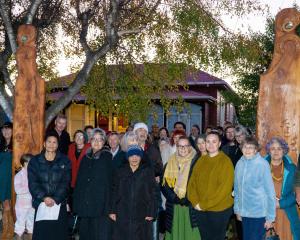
257,8,300,165
13,25,45,169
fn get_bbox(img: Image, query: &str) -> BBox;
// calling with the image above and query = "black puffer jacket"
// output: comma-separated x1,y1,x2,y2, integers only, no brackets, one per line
73,147,113,217
161,154,199,233
28,152,71,209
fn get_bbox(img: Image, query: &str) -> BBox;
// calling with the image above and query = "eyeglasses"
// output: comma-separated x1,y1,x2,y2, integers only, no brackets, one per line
178,145,190,149
235,134,244,138
242,145,256,150
91,138,104,142
75,135,84,139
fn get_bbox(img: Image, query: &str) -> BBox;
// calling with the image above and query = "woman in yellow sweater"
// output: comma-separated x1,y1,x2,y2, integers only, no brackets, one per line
187,131,234,240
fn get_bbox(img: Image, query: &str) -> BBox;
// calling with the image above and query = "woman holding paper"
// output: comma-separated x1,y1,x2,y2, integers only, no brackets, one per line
28,132,71,240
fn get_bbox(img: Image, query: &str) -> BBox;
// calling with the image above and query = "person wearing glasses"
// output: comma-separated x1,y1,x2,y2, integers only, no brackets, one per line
187,131,234,240
265,137,300,240
234,136,276,240
162,136,200,240
73,128,113,240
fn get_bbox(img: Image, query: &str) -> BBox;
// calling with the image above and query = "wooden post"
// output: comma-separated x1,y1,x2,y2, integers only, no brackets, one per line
257,8,300,165
10,25,45,224
13,24,45,168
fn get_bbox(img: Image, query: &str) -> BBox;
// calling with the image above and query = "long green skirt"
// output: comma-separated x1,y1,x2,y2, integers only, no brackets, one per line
165,204,201,240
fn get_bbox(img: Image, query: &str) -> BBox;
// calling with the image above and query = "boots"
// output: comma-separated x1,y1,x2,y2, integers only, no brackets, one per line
1,209,14,240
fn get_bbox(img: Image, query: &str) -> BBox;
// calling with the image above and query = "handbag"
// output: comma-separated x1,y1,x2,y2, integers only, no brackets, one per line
265,227,280,240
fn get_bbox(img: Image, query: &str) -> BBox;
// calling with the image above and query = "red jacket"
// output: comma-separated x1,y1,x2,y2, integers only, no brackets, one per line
68,143,91,188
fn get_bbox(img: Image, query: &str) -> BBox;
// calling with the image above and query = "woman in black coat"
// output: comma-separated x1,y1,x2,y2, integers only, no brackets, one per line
73,128,113,240
28,132,71,240
109,145,157,240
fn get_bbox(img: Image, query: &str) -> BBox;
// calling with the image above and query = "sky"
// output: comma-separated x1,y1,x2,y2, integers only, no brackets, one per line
56,0,299,77
222,0,298,33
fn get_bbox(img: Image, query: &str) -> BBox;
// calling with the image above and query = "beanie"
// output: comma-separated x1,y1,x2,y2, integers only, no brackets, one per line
133,122,148,133
126,145,144,159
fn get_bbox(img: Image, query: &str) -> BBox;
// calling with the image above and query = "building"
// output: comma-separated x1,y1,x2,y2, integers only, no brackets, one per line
48,66,236,138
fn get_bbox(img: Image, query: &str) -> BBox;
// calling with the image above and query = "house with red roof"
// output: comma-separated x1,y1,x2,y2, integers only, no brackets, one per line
47,66,236,136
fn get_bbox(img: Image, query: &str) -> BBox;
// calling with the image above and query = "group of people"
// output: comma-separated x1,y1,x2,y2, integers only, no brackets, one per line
0,114,300,240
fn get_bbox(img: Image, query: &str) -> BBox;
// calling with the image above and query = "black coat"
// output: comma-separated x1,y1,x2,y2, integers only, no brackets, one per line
110,163,157,240
28,152,71,209
161,154,199,233
112,148,126,169
221,143,242,168
73,147,113,217
144,143,163,177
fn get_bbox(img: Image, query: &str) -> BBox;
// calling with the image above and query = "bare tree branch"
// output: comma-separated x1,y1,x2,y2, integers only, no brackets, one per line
0,47,14,95
79,12,92,54
26,0,43,24
0,0,17,53
45,0,121,126
196,0,234,35
118,28,142,37
0,85,13,120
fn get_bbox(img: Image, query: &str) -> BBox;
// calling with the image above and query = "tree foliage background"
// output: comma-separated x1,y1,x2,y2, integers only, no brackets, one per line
221,18,275,128
0,0,269,126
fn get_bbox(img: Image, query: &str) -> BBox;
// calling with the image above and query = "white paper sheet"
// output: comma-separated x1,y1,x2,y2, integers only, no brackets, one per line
35,202,61,222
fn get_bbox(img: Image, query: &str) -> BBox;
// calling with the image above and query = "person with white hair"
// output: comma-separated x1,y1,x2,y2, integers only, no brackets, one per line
133,122,163,177
73,128,113,240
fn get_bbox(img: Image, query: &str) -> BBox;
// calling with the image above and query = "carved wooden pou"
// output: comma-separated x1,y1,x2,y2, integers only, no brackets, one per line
257,8,300,165
13,25,45,169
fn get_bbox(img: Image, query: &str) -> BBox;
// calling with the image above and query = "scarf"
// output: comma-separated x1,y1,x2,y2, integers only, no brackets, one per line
163,148,196,199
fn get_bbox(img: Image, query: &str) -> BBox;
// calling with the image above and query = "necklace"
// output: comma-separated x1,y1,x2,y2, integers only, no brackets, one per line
270,161,283,182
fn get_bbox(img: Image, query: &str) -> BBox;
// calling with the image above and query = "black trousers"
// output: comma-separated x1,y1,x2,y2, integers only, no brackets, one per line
33,204,68,240
79,216,111,240
196,207,233,240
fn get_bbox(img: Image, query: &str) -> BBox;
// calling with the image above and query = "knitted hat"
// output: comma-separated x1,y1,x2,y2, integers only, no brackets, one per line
126,145,144,159
133,122,148,133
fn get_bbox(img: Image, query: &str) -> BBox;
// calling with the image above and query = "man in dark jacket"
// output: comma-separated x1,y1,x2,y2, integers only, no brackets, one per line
108,131,126,169
221,125,242,168
134,122,163,178
47,114,71,155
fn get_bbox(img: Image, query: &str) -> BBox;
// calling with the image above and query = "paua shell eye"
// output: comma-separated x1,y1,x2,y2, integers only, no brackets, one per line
21,35,28,43
284,21,294,30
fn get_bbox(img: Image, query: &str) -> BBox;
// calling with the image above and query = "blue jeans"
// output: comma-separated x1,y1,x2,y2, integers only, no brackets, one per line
242,217,265,240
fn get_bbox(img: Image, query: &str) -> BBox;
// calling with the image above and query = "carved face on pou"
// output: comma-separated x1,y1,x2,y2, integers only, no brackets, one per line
17,25,37,47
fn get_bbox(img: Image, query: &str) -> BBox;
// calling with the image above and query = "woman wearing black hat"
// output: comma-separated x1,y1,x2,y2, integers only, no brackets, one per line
109,145,157,240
